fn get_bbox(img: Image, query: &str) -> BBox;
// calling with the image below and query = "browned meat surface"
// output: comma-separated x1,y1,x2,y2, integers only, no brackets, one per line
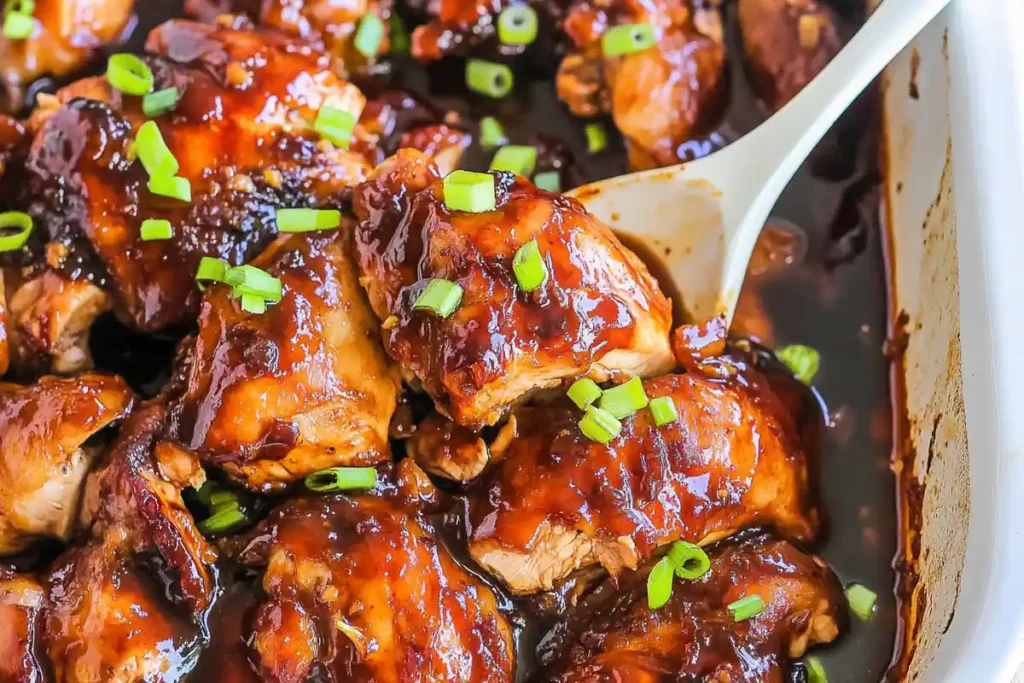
0,0,135,110
187,0,392,76
353,150,674,428
236,495,515,682
166,228,400,492
468,359,818,593
407,410,490,481
0,374,133,554
737,0,842,110
407,0,516,61
0,567,46,683
540,533,843,682
398,123,472,175
24,17,372,332
556,0,725,169
0,113,26,178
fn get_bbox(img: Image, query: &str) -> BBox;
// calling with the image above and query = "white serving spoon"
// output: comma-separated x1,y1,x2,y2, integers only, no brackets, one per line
568,0,952,325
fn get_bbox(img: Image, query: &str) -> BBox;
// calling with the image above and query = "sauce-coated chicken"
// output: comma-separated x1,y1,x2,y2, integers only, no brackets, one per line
0,567,46,683
540,533,843,681
167,228,400,492
235,494,515,682
24,17,371,331
353,149,674,428
0,374,133,554
468,358,818,593
0,0,135,110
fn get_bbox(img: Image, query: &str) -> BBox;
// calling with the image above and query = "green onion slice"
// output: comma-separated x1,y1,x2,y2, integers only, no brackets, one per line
135,121,179,179
845,583,878,621
666,541,710,580
140,218,173,241
598,376,649,419
142,87,179,117
148,175,191,202
442,169,496,213
533,171,560,193
490,145,537,177
354,14,386,58
777,344,820,384
413,278,463,318
388,13,410,54
497,5,538,46
805,656,828,683
648,395,678,426
208,490,236,508
647,555,674,610
276,208,342,233
240,293,266,314
585,122,608,153
106,53,154,96
567,377,601,410
602,23,657,58
466,59,514,98
579,404,621,444
0,211,32,252
225,265,283,303
315,106,356,149
198,507,247,535
512,238,547,292
304,466,378,492
727,594,765,622
2,10,31,39
479,116,506,148
196,257,229,288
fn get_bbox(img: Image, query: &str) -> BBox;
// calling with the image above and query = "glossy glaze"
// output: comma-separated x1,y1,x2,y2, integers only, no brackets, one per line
0,567,46,683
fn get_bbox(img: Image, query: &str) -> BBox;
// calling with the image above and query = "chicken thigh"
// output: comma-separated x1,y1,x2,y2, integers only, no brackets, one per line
0,567,46,683
353,149,674,428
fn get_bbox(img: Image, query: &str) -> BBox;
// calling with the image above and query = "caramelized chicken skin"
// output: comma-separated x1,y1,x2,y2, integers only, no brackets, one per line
0,374,133,554
540,533,843,681
353,150,674,428
237,494,515,682
24,17,371,332
166,227,400,492
407,410,491,481
468,359,818,593
0,567,46,683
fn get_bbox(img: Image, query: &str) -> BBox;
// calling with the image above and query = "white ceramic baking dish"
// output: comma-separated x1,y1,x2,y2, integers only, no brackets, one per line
881,1,1024,680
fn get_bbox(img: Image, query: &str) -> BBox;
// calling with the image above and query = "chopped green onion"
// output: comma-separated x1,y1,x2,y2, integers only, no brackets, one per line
533,171,560,193
490,145,537,177
0,211,32,252
194,480,217,507
276,208,341,233
727,594,765,622
497,5,538,46
140,218,173,241
466,59,514,98
512,238,547,292
413,278,463,318
225,265,282,303
354,14,386,58
198,507,247,535
579,405,621,444
208,490,236,508
442,170,495,213
585,123,608,153
196,257,229,287
240,294,266,314
2,11,31,39
602,23,657,58
304,466,378,492
142,87,179,117
567,378,602,410
598,376,648,419
479,117,506,148
647,555,674,610
648,396,678,426
106,53,154,96
148,175,191,202
666,541,710,580
388,13,409,54
845,584,878,621
805,656,828,683
135,121,179,178
315,106,356,149
777,344,820,384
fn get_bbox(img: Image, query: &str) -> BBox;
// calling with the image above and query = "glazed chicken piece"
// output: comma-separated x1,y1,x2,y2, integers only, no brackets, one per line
539,533,844,681
407,410,491,481
353,150,674,428
166,227,400,492
737,0,842,110
408,0,555,61
556,0,725,169
186,0,392,76
234,493,515,682
0,567,47,683
24,16,372,332
468,356,818,594
0,374,133,555
0,0,135,110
